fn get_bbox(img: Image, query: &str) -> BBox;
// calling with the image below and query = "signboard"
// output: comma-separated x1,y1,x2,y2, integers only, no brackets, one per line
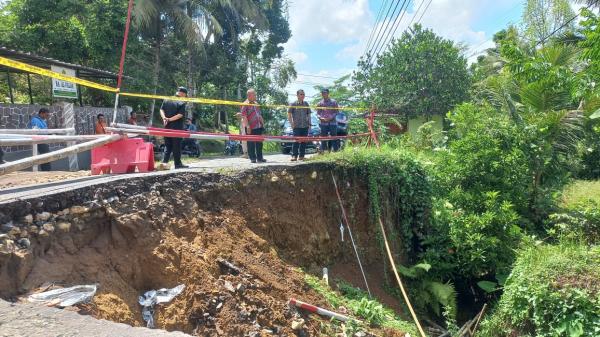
51,65,78,99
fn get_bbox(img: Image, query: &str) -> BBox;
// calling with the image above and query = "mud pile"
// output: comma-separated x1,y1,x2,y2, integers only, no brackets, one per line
0,164,407,336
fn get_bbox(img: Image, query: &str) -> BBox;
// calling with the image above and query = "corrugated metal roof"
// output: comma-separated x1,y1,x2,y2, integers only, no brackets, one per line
0,46,121,80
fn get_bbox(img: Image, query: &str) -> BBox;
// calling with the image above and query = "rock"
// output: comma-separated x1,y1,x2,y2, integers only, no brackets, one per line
42,223,55,233
8,226,20,237
291,318,305,330
0,239,15,255
0,233,9,242
69,206,89,215
354,332,367,337
271,175,279,182
57,222,72,233
260,329,273,335
236,283,246,294
35,212,51,222
16,238,30,249
23,214,33,224
28,225,38,234
38,229,49,237
62,208,70,215
224,281,235,293
311,171,318,179
217,258,241,275
1,222,14,233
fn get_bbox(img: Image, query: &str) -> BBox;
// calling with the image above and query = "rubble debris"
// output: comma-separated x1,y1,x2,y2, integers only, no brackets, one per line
217,257,241,275
28,284,97,307
138,284,185,328
291,318,305,330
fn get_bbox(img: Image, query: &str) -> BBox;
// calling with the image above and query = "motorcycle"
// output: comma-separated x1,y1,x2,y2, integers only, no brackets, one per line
224,140,242,156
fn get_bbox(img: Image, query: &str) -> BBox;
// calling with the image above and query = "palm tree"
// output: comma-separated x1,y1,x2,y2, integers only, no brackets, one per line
133,0,266,124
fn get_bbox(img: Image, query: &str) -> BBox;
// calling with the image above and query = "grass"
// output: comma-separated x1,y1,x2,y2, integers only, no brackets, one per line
479,242,600,337
304,274,418,336
561,180,600,208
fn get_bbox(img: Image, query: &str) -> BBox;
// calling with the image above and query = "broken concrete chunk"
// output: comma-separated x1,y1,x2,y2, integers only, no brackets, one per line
57,222,72,232
16,238,30,249
23,214,33,224
217,258,241,275
35,212,51,222
42,223,55,233
69,206,89,215
224,281,235,292
291,318,305,330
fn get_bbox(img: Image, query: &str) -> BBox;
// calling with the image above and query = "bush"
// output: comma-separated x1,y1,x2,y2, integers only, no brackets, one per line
479,242,600,337
546,200,600,244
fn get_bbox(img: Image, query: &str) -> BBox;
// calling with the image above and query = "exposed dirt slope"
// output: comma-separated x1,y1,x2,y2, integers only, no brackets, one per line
0,165,408,336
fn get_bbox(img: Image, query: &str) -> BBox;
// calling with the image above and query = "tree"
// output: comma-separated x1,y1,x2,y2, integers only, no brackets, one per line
353,24,471,119
521,0,575,45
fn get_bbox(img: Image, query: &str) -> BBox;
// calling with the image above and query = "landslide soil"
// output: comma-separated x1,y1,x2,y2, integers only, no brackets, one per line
0,166,407,336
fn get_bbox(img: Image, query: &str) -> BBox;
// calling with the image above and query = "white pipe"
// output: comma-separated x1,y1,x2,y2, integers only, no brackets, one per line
0,135,106,146
0,128,75,135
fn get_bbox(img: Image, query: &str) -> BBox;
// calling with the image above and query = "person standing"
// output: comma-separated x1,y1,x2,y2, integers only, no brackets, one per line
317,88,339,152
128,111,138,125
287,89,311,161
159,87,188,169
240,88,265,163
27,107,51,171
95,113,107,134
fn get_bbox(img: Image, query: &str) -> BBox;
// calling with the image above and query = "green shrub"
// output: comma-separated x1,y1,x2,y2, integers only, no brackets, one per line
479,243,600,337
546,200,600,244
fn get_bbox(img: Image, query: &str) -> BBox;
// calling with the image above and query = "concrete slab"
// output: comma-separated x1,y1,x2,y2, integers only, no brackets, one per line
0,300,191,337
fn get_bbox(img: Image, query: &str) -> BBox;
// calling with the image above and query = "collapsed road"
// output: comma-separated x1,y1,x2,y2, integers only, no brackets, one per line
0,159,411,336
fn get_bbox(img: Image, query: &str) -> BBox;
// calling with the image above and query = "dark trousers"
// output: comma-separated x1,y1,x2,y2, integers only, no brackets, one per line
292,128,309,158
163,137,182,166
247,127,264,161
320,124,339,152
37,144,51,171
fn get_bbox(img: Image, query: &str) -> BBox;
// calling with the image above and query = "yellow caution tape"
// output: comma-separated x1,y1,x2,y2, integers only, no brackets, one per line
0,56,118,92
0,56,367,112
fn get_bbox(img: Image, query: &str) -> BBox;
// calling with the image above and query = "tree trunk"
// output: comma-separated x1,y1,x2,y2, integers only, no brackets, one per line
149,16,162,126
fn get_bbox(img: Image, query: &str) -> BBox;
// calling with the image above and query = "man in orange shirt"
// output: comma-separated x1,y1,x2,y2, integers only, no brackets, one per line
128,111,137,125
95,114,107,134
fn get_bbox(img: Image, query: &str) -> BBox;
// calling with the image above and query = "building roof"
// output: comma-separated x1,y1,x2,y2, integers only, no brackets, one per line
0,46,120,80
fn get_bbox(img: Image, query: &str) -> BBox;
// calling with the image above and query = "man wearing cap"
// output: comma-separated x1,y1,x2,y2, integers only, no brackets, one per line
27,107,52,171
159,87,188,169
317,88,339,152
240,88,265,163
287,89,311,161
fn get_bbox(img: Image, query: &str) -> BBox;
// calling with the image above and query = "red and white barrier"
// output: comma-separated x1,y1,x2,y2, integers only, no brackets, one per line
110,123,372,143
0,134,106,146
288,298,355,322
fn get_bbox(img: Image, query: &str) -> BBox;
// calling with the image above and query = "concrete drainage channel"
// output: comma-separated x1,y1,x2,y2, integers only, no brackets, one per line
0,164,397,336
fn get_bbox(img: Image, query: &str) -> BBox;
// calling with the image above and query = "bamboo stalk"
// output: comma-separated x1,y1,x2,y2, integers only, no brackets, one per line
0,134,123,175
0,135,106,146
0,128,75,135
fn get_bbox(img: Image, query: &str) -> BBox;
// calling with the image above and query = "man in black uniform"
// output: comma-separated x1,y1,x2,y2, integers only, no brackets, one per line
160,87,189,169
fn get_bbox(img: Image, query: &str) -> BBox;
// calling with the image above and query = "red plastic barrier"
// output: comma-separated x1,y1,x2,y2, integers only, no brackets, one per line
91,138,154,175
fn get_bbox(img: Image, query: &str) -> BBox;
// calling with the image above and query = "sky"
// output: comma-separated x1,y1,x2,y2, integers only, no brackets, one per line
282,0,530,100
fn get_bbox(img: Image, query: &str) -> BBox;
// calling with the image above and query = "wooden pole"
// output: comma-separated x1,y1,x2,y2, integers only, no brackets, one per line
0,134,122,175
6,71,14,104
0,128,75,135
27,74,33,104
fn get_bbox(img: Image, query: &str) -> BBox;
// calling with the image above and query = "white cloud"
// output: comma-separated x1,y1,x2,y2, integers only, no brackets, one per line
287,0,372,44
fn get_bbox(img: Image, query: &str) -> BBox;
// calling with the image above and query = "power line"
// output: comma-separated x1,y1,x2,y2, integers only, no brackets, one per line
362,0,390,59
535,0,599,47
364,0,399,61
406,0,427,28
368,0,406,62
415,0,432,24
371,0,411,63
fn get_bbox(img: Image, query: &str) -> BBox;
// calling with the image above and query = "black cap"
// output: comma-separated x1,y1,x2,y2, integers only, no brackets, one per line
177,86,188,94
321,88,329,93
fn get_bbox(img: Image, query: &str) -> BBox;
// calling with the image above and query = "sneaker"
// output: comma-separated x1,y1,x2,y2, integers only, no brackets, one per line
290,157,297,162
299,157,305,161
175,164,189,169
258,159,267,163
251,160,257,163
